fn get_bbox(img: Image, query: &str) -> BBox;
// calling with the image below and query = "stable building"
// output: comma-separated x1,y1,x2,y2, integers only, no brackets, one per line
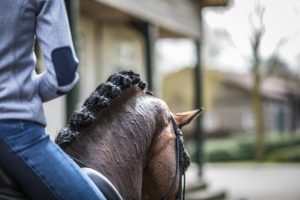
43,0,229,147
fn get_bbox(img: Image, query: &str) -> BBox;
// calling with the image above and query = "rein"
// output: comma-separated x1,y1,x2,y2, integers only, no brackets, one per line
161,114,186,200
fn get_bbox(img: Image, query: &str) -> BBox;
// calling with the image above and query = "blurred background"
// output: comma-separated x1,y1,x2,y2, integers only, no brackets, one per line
40,0,300,199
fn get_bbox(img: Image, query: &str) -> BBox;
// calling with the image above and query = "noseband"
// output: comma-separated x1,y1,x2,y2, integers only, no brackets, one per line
161,114,187,200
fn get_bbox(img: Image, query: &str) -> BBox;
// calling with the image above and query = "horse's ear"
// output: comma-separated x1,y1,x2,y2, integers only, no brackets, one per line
174,108,204,128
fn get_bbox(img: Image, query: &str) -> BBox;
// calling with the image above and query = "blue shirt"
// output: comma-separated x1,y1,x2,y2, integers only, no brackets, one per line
0,0,79,125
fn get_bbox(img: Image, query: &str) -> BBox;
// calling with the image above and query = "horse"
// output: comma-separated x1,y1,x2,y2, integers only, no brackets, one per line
55,70,202,200
0,70,201,200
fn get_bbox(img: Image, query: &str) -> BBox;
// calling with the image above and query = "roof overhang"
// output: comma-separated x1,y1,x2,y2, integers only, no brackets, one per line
80,0,203,38
193,0,229,7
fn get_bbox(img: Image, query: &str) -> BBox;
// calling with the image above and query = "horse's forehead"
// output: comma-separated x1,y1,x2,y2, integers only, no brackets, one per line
135,94,170,116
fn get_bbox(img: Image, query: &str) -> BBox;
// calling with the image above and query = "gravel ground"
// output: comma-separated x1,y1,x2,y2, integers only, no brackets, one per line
186,163,300,200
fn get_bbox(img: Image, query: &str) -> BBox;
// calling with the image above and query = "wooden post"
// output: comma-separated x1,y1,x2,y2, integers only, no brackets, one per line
194,7,204,175
64,0,80,122
194,39,204,175
130,21,156,92
145,24,155,92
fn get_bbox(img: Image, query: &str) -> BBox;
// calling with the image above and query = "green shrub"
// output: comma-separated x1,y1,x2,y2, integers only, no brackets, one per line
266,145,300,162
264,136,300,154
207,149,236,162
237,140,256,160
204,134,300,162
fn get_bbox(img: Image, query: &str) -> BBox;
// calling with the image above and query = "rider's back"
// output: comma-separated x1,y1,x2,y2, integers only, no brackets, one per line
0,0,78,125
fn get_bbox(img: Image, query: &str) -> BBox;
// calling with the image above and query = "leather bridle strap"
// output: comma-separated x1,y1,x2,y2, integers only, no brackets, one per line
161,115,186,200
172,115,186,200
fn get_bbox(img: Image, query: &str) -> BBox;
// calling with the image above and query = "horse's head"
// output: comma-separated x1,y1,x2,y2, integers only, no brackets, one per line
56,70,202,200
142,108,202,200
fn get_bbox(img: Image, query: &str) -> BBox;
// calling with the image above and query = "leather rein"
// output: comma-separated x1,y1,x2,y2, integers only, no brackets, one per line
161,114,186,200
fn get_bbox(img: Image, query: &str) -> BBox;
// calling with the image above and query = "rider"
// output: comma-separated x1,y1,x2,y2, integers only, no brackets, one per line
0,0,106,199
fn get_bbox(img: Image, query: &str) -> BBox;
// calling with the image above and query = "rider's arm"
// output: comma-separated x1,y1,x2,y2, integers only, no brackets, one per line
34,0,79,102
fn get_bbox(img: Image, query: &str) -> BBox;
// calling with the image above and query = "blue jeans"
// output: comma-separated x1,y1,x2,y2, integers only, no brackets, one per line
0,120,106,200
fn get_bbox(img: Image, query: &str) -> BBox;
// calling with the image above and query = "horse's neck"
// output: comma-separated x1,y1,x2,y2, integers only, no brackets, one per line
65,123,145,199
65,89,165,199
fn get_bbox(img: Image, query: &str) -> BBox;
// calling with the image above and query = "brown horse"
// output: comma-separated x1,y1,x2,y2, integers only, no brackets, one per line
55,70,201,200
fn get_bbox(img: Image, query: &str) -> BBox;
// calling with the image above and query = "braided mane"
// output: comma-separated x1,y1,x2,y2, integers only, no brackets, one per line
55,70,148,146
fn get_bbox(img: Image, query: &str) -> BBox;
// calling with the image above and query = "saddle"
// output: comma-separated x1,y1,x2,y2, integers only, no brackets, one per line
0,166,122,200
82,168,123,200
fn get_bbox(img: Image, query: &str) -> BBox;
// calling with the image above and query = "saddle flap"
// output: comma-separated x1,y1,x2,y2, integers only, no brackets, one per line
0,166,28,200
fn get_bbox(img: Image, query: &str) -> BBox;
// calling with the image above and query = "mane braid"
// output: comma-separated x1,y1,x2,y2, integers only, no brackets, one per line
55,70,147,146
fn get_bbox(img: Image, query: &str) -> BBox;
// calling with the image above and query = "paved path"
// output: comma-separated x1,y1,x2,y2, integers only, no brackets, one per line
187,163,300,200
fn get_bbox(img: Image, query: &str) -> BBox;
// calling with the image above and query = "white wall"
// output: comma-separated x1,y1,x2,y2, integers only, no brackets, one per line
44,97,66,140
78,15,146,105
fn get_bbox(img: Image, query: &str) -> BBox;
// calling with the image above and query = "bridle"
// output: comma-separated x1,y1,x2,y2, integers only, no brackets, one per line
161,114,187,200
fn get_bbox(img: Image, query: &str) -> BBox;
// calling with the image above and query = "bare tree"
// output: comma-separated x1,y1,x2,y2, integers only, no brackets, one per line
249,0,265,161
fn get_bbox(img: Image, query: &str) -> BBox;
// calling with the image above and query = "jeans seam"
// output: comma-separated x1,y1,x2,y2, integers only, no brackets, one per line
0,138,63,200
54,145,89,181
0,122,25,130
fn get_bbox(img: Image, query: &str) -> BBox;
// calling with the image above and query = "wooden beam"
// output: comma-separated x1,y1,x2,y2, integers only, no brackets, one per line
65,0,80,122
194,9,204,175
194,39,204,176
195,0,229,7
80,0,132,23
89,0,201,38
130,22,157,92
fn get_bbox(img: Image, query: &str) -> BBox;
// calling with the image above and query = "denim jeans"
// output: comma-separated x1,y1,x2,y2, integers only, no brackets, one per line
0,120,106,200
